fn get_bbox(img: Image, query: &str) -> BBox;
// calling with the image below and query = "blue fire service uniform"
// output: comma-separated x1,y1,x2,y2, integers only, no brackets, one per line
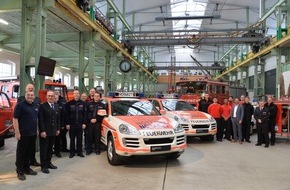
86,100,106,154
65,99,87,157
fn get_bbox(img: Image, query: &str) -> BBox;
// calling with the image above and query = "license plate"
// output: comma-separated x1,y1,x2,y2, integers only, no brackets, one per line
196,129,208,133
150,145,171,152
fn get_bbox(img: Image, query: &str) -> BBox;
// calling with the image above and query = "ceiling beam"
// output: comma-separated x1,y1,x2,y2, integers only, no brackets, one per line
148,66,224,70
0,0,54,12
124,37,264,46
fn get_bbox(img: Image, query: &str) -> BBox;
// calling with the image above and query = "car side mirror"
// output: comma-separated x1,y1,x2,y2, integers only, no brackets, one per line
97,109,107,117
160,109,166,115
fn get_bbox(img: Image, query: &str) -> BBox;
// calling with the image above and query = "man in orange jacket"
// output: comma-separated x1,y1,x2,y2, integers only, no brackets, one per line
208,97,222,141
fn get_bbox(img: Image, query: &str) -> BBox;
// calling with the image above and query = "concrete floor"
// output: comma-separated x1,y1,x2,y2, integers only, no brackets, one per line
1,135,290,190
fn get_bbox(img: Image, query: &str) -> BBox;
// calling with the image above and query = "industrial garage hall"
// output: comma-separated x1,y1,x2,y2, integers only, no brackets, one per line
0,0,290,190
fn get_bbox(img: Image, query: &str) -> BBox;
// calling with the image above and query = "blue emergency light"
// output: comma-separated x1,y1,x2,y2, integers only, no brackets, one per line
108,92,144,98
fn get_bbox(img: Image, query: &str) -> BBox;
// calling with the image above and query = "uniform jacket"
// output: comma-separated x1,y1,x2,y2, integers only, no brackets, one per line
231,104,244,122
265,102,277,126
38,102,60,136
243,102,254,123
254,107,269,127
87,100,106,123
65,99,86,125
198,98,212,113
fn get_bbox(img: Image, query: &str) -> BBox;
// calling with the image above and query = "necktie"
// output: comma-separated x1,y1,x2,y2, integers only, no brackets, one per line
51,104,54,109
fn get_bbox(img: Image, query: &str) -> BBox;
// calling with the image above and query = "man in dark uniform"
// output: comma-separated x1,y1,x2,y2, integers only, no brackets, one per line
254,100,270,148
86,92,106,155
17,83,41,167
242,96,254,143
53,91,68,156
198,93,212,113
66,90,86,158
265,97,277,146
38,91,60,174
14,91,38,181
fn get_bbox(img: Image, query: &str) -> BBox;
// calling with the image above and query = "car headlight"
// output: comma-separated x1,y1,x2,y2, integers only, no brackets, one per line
209,116,216,123
180,117,189,123
174,116,179,122
174,124,184,134
4,120,12,128
119,124,140,135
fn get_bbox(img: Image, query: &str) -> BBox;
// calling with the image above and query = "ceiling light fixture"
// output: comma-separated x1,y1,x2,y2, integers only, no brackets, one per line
95,76,101,79
117,71,122,75
155,15,221,21
84,57,89,60
0,18,8,25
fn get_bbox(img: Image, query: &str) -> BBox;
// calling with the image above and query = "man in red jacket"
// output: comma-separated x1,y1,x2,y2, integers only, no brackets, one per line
221,99,232,141
208,97,222,141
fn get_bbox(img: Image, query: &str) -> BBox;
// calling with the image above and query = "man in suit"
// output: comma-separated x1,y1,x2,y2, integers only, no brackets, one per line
254,100,270,148
242,96,254,143
231,98,244,144
38,91,60,174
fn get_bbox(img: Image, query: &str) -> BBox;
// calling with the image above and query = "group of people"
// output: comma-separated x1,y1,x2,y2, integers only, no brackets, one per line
14,84,106,181
198,94,277,147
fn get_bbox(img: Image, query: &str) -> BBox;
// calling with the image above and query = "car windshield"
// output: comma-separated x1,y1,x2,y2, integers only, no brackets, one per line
161,100,195,111
0,93,11,108
111,100,160,116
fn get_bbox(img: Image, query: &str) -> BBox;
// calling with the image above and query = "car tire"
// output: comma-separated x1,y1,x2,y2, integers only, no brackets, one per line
200,135,214,141
107,135,122,165
0,139,4,148
166,152,181,159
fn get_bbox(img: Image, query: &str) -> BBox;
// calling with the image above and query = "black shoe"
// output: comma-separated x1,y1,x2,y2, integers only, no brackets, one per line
264,145,269,148
55,153,62,158
24,168,37,175
17,172,26,181
95,151,100,155
48,163,57,169
246,140,251,143
255,143,262,146
86,151,92,155
69,154,75,158
31,161,41,167
61,148,70,152
77,153,85,157
41,168,50,174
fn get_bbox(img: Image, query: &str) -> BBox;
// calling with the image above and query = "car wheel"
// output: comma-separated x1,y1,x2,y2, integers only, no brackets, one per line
200,135,214,141
166,152,181,159
107,135,122,165
0,139,4,148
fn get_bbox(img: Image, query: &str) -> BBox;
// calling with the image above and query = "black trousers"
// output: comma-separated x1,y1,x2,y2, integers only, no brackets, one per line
257,124,269,145
60,127,68,150
269,124,276,144
87,122,101,152
39,136,55,169
16,135,36,173
242,120,251,141
215,118,223,140
222,118,231,140
69,125,83,154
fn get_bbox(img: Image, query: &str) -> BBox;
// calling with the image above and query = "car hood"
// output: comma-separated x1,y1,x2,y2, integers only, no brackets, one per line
113,115,176,130
170,111,209,119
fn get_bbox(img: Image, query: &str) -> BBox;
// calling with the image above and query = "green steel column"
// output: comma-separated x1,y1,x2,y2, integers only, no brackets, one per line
88,32,94,89
79,32,86,93
89,0,95,21
276,5,282,40
276,47,282,99
104,51,111,95
34,0,46,93
110,52,117,91
253,59,265,98
136,69,141,92
20,0,34,96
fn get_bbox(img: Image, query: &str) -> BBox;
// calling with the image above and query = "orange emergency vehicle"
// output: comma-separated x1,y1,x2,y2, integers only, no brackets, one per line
0,92,14,147
275,100,290,137
149,94,217,141
100,92,187,165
